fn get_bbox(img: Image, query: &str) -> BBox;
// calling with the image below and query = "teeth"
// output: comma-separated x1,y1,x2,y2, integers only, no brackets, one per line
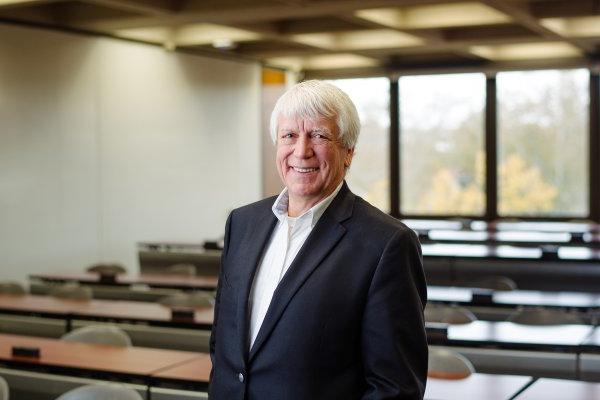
293,167,318,173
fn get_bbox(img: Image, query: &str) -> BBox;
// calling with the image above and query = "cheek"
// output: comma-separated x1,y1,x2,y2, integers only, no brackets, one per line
276,150,289,172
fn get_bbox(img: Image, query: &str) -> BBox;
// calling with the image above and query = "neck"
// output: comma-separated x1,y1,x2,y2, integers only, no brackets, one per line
287,197,323,217
287,184,340,217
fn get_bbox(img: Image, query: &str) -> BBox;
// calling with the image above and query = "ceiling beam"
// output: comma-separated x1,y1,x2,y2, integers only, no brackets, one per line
238,33,555,59
80,0,175,17
342,12,487,61
481,0,596,53
0,0,59,10
303,56,592,79
77,0,458,31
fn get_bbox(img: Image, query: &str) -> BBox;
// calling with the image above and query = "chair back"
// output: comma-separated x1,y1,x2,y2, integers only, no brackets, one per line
0,281,26,295
159,291,214,308
61,324,132,347
508,308,584,325
50,283,92,300
55,384,143,400
86,263,127,275
166,263,197,276
428,347,475,380
0,375,8,400
425,304,477,325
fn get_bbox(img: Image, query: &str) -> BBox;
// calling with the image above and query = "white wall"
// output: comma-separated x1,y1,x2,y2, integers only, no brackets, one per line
0,23,262,282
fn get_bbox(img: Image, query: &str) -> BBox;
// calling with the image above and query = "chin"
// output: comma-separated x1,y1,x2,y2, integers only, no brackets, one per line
288,184,319,198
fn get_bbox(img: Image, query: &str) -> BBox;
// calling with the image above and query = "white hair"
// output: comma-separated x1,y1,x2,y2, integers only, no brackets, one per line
269,80,361,149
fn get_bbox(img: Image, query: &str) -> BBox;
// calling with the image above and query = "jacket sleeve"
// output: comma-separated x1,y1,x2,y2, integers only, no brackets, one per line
209,211,233,386
361,227,428,400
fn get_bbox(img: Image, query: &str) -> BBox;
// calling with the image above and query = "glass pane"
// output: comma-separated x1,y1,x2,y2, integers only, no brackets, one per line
497,69,589,217
329,78,390,212
400,73,486,215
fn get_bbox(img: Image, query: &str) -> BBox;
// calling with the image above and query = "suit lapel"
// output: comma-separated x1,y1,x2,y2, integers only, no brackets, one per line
249,183,355,361
235,210,278,362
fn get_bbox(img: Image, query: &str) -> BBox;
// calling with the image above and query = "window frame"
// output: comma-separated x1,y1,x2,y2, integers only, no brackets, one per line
391,68,600,223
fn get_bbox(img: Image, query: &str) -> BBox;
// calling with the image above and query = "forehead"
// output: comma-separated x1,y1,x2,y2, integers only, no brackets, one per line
277,114,337,132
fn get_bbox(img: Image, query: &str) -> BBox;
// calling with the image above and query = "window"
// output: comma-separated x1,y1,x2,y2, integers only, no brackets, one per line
400,73,486,216
497,69,589,217
329,78,390,211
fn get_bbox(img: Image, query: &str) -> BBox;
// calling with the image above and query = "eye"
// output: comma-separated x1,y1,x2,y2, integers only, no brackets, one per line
311,131,330,142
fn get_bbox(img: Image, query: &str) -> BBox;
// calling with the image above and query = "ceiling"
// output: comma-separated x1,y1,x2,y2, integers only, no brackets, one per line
1,0,600,77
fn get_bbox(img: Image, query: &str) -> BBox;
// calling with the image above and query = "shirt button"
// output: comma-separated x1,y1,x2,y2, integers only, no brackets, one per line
238,372,245,383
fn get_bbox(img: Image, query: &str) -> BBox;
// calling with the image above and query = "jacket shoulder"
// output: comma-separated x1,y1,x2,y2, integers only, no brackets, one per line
350,196,416,240
230,195,277,221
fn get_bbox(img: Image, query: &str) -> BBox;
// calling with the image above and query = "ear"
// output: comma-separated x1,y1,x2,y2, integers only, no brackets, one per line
344,148,354,168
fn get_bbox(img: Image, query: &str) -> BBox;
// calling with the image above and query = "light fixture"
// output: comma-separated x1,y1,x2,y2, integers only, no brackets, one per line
212,38,236,50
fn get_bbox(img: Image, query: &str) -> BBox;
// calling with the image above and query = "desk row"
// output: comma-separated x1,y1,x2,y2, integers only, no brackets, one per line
5,294,600,351
2,333,600,400
428,285,600,310
28,272,600,312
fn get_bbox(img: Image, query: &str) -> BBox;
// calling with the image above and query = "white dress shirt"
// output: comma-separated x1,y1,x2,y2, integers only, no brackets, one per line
248,182,343,349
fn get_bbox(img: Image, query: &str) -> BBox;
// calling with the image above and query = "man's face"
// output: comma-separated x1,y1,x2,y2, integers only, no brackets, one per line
276,115,353,207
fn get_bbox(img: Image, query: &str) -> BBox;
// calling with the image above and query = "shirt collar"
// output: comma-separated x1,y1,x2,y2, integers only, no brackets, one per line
272,181,344,228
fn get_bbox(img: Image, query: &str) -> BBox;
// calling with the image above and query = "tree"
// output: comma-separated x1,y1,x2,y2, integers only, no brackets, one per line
499,153,558,215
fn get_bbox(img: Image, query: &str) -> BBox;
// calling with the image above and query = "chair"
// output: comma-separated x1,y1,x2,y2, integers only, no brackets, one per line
50,283,93,300
61,325,132,347
425,304,477,325
159,291,215,308
0,375,8,400
86,263,127,275
508,308,584,326
428,347,475,380
55,383,143,400
166,263,197,276
0,281,26,295
468,276,517,291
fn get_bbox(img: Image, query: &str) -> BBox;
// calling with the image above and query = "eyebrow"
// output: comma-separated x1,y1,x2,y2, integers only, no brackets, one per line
278,127,332,135
310,127,333,135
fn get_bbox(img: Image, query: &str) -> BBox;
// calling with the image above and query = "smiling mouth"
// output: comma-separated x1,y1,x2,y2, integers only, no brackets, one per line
291,166,319,173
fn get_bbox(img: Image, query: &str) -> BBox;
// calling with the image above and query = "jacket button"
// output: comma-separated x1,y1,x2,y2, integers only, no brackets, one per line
238,372,245,383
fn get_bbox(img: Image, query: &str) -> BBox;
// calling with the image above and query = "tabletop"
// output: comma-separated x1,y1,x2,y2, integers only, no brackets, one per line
425,373,532,400
151,354,212,384
30,272,218,290
514,378,600,400
431,320,595,350
0,294,214,328
427,285,600,310
0,333,200,378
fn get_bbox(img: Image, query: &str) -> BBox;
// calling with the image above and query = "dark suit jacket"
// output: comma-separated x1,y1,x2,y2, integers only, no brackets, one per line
209,182,427,400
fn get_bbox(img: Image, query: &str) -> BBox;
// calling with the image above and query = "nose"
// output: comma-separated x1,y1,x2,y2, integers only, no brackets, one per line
293,134,314,158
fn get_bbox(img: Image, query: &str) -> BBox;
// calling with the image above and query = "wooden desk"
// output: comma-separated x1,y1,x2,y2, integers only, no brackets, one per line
427,286,473,304
426,229,576,247
428,321,594,351
151,354,211,389
0,294,214,329
30,272,218,291
0,333,199,381
493,290,600,310
422,243,600,262
514,378,600,399
580,326,600,351
428,286,600,310
425,373,532,400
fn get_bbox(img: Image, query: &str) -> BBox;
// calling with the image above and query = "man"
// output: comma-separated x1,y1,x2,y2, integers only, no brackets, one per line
209,80,427,399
